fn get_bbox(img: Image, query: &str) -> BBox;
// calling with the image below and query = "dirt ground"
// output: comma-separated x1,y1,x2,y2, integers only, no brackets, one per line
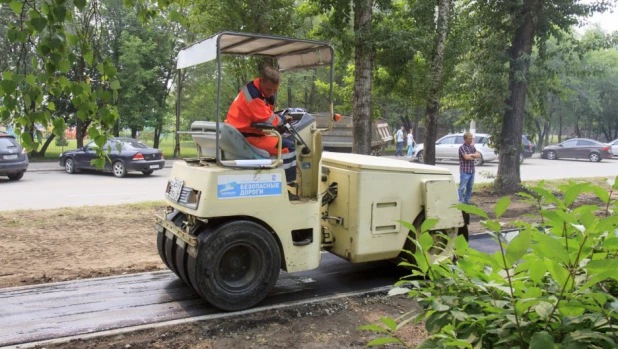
39,295,428,349
0,178,614,289
1,177,615,348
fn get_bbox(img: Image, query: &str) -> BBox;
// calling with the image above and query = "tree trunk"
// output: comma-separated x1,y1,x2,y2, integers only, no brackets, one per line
558,109,563,143
287,77,293,108
309,70,317,112
131,127,138,139
423,0,451,165
153,119,162,149
351,0,373,155
414,106,422,142
494,0,536,193
30,134,56,158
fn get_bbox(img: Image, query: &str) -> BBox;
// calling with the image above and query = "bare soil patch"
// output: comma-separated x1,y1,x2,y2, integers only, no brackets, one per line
0,202,167,289
38,295,427,349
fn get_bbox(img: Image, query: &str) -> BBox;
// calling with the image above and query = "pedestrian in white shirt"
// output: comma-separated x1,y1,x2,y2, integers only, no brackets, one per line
406,129,415,158
395,126,404,156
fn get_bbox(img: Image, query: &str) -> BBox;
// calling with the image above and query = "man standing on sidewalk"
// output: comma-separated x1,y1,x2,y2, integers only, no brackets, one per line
394,126,404,157
458,132,481,204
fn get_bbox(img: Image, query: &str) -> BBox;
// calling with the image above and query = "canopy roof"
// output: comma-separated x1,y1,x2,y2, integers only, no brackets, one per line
177,32,333,71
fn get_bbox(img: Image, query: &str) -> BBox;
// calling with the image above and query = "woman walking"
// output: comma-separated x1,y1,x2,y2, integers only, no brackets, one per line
406,129,415,158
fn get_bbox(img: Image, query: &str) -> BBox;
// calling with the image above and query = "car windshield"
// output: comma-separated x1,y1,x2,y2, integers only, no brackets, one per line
0,137,19,149
122,140,151,149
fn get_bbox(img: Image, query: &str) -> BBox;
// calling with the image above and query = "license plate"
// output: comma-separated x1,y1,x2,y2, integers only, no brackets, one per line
168,178,184,202
150,164,159,169
3,155,18,160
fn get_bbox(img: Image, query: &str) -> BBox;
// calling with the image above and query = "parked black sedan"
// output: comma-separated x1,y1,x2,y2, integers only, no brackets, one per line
540,138,612,162
58,138,165,177
0,132,28,180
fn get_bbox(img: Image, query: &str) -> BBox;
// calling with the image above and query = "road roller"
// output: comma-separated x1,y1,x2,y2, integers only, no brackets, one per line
155,32,467,311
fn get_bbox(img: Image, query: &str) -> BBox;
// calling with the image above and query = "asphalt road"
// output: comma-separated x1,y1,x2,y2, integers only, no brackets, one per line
0,155,616,211
0,234,496,347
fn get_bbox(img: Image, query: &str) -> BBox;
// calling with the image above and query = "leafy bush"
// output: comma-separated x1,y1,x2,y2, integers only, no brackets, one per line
360,177,618,348
55,136,68,147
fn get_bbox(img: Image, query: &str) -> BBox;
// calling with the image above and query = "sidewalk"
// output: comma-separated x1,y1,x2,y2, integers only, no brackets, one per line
27,159,180,172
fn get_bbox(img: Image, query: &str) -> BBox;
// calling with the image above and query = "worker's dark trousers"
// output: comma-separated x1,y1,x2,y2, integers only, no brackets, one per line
277,138,296,183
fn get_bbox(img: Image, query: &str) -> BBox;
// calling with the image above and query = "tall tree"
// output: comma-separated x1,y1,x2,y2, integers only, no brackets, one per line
423,0,451,165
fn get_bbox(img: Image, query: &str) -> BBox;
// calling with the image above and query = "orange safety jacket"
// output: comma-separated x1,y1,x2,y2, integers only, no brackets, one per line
225,78,287,155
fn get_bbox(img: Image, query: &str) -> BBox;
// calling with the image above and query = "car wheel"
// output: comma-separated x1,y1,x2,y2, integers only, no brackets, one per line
546,150,557,160
474,155,484,166
7,172,24,180
417,151,423,163
112,161,127,178
65,158,78,174
589,152,601,162
142,170,154,176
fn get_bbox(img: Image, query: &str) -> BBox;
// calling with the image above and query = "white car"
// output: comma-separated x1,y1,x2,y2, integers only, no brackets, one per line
411,133,498,166
605,139,618,156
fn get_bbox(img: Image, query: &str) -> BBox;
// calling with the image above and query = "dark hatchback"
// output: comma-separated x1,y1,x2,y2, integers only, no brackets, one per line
0,132,28,180
540,138,612,162
58,137,165,177
521,135,535,160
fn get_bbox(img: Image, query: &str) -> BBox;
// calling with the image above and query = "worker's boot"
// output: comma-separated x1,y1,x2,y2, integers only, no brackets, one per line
287,182,300,201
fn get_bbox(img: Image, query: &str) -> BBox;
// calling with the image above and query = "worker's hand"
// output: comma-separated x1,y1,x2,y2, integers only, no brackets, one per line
285,115,293,123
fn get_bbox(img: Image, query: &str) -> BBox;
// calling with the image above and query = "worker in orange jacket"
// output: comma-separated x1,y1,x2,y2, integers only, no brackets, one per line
225,66,299,200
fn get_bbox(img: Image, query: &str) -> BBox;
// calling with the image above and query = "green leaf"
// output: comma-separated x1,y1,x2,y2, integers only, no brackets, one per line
530,331,554,349
30,17,48,32
74,0,86,10
1,80,17,95
58,60,70,73
420,219,438,233
380,317,397,331
52,118,65,137
47,102,56,111
2,71,14,80
100,90,111,102
37,73,49,83
83,49,93,66
104,64,117,79
110,80,121,90
169,9,182,22
456,203,488,219
9,1,23,15
58,76,70,86
545,259,571,289
53,5,67,22
91,157,105,169
26,74,36,85
367,337,401,346
419,232,433,251
494,197,511,218
535,301,554,321
505,230,530,266
564,183,589,206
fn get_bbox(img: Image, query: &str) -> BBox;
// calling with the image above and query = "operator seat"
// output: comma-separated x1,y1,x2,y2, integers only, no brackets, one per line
190,121,271,160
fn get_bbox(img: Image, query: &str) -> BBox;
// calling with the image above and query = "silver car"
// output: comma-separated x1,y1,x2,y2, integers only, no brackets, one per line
606,139,618,156
412,133,498,166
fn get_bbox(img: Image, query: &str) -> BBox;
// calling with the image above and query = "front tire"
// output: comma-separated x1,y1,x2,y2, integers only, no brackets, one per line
7,172,24,180
112,161,127,178
65,158,78,174
589,152,601,162
402,213,465,266
194,221,281,311
546,150,557,160
416,151,424,163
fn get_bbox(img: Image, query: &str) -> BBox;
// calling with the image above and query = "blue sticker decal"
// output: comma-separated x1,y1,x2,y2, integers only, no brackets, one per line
218,174,283,199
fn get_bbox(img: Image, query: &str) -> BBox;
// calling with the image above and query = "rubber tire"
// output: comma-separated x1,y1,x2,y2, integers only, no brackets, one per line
112,161,127,178
546,150,557,160
194,221,281,312
474,155,484,166
589,152,601,162
402,213,466,266
7,172,24,180
142,170,154,176
65,158,78,174
416,151,423,163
